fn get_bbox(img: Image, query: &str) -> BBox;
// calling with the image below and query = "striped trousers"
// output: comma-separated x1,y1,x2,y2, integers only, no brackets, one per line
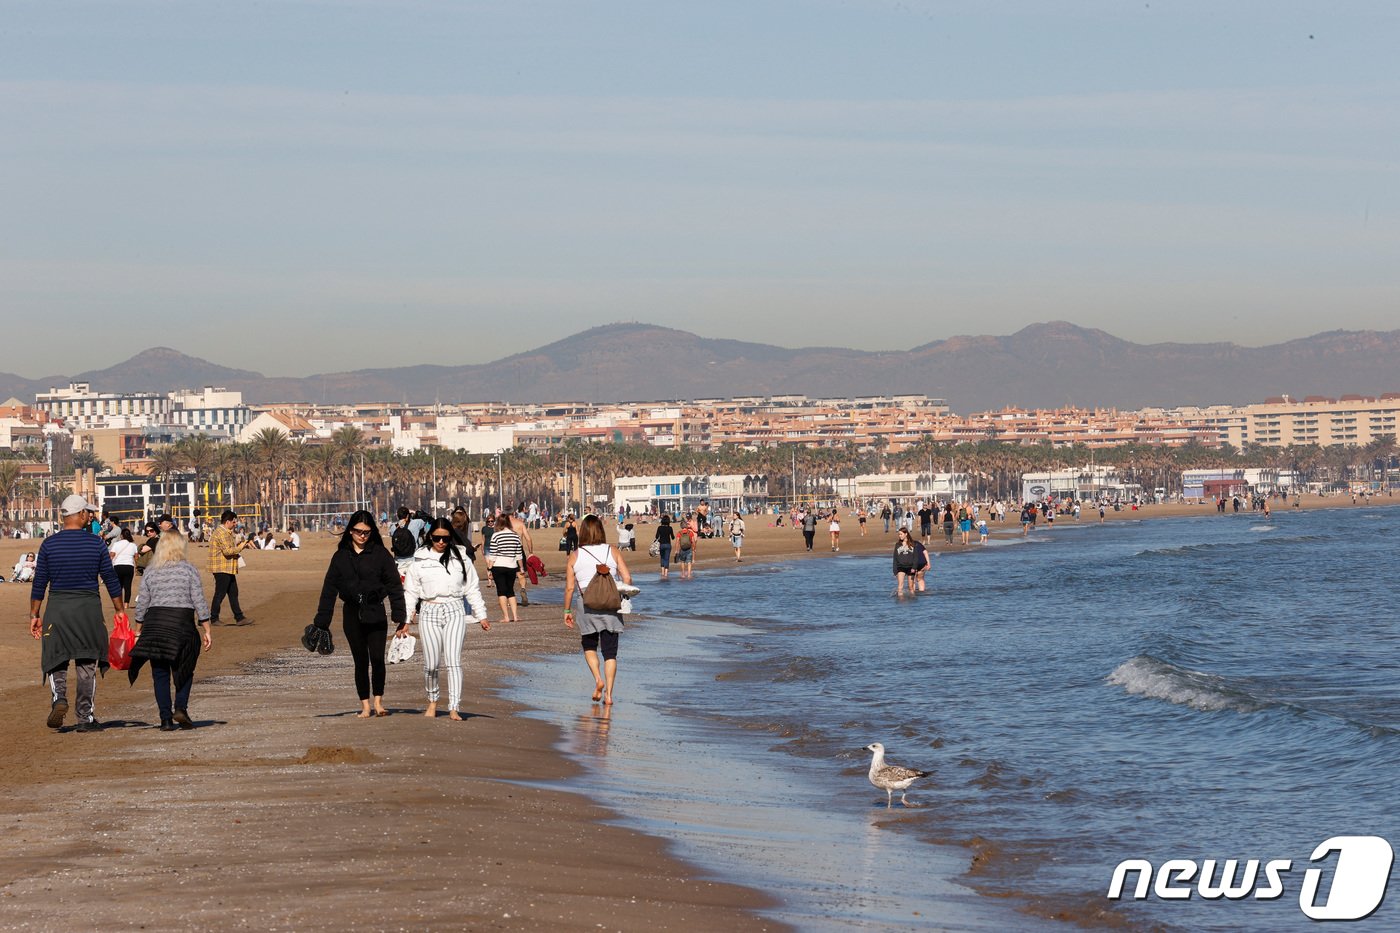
418,600,468,711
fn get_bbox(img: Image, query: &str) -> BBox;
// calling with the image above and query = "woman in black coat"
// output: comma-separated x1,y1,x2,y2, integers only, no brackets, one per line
312,510,407,718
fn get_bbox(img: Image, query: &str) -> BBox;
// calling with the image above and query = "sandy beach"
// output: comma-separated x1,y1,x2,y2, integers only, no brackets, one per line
0,493,1392,930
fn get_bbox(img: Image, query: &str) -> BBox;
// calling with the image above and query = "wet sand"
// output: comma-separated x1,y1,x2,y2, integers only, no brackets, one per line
0,493,1390,930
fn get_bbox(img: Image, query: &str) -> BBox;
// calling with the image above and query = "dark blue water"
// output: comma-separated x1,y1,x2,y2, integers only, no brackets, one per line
510,508,1400,931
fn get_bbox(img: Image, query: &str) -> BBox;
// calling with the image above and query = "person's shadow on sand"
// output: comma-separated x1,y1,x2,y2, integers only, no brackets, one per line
62,718,228,732
314,708,496,720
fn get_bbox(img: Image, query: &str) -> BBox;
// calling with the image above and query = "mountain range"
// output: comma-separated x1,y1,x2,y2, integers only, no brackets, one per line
3,322,1399,412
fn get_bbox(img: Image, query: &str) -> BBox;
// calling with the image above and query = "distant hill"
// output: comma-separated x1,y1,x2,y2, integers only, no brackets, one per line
3,322,1398,411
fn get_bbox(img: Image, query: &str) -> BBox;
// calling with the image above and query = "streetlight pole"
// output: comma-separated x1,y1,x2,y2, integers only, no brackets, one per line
431,449,438,515
495,452,505,514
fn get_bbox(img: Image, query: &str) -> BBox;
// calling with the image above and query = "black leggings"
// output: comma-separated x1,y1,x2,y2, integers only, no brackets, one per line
115,565,135,602
490,567,518,598
581,630,619,661
343,619,388,700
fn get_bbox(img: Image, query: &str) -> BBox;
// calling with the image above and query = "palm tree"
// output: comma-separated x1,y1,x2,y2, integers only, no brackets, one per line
332,425,366,504
250,428,293,528
176,434,220,518
0,460,23,520
147,445,183,515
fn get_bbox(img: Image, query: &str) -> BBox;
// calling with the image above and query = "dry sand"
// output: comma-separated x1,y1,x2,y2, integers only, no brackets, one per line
0,493,1390,930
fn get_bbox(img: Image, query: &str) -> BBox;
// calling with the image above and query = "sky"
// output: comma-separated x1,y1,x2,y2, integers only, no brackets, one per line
2,0,1398,376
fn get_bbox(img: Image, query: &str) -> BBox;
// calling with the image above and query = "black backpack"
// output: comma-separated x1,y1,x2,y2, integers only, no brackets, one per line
391,525,416,559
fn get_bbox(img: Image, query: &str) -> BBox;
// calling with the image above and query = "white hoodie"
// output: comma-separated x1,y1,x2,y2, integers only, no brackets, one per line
403,546,489,622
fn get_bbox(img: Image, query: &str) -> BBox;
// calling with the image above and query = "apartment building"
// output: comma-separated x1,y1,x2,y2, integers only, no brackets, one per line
1218,395,1400,448
34,383,251,436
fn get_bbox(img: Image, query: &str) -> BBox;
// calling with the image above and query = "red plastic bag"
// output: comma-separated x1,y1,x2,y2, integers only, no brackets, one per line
108,614,136,671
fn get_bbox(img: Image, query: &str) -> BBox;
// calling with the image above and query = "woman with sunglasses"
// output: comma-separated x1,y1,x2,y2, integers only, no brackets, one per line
403,518,490,720
311,510,407,718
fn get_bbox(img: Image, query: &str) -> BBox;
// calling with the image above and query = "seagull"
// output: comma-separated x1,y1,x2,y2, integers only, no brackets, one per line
865,742,931,808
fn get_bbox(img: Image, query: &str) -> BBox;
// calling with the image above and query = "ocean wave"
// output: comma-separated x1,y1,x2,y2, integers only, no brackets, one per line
1132,533,1328,559
1107,655,1267,713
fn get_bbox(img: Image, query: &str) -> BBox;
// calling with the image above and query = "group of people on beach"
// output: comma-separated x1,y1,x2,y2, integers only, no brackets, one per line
26,492,638,733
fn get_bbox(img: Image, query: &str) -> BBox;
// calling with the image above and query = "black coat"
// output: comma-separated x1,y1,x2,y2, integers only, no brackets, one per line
313,544,407,630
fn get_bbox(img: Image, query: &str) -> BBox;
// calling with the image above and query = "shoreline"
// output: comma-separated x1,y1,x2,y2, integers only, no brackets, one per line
0,493,1394,929
0,550,782,931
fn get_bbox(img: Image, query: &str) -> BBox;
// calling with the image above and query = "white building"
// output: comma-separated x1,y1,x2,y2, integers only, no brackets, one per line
1020,467,1134,503
390,415,516,455
840,472,970,503
611,473,768,516
35,383,169,430
1180,468,1281,499
169,387,252,437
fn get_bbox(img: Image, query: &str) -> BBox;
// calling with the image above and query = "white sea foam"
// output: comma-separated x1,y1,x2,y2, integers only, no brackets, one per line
1248,525,1275,532
1107,655,1264,713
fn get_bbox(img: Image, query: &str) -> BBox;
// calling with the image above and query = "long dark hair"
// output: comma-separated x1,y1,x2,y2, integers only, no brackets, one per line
425,517,470,580
337,509,385,552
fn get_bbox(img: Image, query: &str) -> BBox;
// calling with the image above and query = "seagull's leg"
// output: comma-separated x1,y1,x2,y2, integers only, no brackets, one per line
901,791,911,807
886,789,893,809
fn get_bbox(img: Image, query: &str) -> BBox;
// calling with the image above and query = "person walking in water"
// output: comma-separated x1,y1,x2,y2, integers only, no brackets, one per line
30,495,126,732
403,518,490,720
892,527,919,596
562,515,634,706
729,512,746,562
653,514,675,578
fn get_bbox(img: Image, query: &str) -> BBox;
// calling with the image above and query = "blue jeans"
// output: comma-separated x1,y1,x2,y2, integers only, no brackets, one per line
659,543,672,568
151,661,193,719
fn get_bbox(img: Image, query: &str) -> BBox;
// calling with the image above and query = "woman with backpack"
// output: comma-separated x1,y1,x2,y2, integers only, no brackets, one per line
562,515,634,706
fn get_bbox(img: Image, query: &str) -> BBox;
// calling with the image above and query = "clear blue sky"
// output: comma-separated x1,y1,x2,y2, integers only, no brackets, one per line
3,0,1397,376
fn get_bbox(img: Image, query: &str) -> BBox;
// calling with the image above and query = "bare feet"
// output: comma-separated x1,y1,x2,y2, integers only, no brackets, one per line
355,709,372,719
592,682,605,703
448,710,463,721
424,702,437,718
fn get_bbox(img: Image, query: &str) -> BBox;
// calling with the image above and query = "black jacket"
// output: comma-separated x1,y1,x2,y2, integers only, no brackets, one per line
313,545,407,630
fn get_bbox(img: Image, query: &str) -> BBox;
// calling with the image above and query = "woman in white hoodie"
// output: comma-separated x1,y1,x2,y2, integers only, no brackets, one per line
402,518,491,720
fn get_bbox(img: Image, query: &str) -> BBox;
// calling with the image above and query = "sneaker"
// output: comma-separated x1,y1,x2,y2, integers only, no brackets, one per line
73,720,102,733
232,617,254,626
47,699,68,729
172,709,194,730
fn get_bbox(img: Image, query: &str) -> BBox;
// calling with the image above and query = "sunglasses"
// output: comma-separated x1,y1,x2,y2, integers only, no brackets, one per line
349,526,373,536
430,535,452,543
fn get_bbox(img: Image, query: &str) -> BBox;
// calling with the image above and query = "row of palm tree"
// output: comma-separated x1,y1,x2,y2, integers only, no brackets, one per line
4,430,1394,526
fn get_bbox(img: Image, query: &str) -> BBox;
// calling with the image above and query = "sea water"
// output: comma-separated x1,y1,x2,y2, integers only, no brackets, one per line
507,508,1399,931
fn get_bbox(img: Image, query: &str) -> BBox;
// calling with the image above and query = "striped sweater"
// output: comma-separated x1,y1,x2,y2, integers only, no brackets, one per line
31,529,122,601
133,561,211,622
486,529,524,568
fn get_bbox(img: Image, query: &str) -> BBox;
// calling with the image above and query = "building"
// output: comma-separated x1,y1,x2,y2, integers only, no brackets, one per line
95,473,236,526
611,474,769,516
1019,467,1136,503
35,383,170,430
1224,395,1400,448
839,472,970,503
1181,468,1282,500
169,387,252,437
